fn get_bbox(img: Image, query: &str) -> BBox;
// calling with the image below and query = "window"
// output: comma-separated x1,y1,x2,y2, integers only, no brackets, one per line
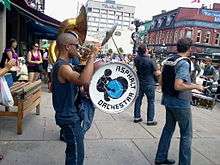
123,21,129,26
157,19,162,28
186,30,192,38
196,30,202,43
215,33,220,45
169,31,173,43
94,18,99,22
100,23,107,27
101,14,107,18
87,8,92,12
156,32,160,44
101,10,107,14
123,17,130,21
116,12,122,16
88,27,99,32
108,15,115,19
166,15,175,26
108,10,115,15
179,29,185,38
100,18,106,22
204,31,211,44
92,13,99,17
124,13,130,17
91,22,98,26
108,19,114,24
93,8,100,13
174,30,178,43
165,31,170,43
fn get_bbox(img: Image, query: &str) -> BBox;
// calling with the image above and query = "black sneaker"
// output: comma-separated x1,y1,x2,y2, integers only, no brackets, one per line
147,121,157,126
0,154,3,160
155,159,175,165
133,118,143,123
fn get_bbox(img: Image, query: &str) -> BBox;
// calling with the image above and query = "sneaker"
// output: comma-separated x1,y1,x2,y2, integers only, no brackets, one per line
155,159,175,165
147,121,157,126
0,154,3,160
133,118,143,123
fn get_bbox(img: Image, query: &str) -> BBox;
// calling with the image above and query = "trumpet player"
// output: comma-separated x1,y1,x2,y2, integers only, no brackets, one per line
51,31,100,165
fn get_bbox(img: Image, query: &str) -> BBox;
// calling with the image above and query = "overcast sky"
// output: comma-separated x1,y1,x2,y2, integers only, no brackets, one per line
45,0,220,21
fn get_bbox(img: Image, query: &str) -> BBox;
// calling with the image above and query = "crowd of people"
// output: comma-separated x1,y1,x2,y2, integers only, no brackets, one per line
0,38,49,86
1,36,220,165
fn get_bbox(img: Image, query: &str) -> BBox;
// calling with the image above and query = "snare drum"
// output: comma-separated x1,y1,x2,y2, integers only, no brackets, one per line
191,92,216,110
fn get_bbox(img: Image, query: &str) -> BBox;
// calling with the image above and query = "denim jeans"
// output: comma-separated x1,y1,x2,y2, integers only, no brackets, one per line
77,95,95,134
61,122,84,165
155,107,192,165
134,84,155,121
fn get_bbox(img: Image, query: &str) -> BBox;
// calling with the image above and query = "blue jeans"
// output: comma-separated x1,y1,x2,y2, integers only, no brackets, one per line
134,85,155,121
155,107,192,165
61,122,84,165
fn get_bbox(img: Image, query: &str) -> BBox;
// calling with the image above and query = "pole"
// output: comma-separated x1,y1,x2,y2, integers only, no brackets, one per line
111,36,121,55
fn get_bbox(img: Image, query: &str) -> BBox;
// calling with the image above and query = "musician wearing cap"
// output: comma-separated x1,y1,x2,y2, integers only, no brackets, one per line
51,31,100,165
201,56,219,82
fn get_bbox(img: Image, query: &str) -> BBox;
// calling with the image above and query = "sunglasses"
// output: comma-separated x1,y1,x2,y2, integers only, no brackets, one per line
34,45,39,47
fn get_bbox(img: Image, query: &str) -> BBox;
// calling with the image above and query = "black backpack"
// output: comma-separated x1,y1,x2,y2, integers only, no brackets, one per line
161,54,191,97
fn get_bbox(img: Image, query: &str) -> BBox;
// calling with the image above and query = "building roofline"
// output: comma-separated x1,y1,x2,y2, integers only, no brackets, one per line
85,0,135,8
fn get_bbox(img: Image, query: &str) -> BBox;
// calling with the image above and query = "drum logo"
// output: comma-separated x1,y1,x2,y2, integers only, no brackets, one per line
90,63,139,114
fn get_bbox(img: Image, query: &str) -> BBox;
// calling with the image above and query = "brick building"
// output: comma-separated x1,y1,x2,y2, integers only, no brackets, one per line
147,3,220,61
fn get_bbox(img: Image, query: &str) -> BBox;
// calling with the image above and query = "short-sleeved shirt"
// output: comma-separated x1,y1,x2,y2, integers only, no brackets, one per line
162,60,191,109
134,54,157,86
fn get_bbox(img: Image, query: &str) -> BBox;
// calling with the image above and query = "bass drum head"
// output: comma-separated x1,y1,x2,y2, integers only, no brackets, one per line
89,62,139,114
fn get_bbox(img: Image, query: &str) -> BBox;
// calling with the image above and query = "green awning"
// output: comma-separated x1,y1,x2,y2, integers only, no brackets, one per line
0,0,11,10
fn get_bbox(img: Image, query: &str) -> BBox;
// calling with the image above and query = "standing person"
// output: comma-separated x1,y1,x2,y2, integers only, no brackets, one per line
133,44,160,125
42,48,49,82
155,38,204,165
190,56,201,83
51,32,100,165
27,43,43,82
0,38,20,82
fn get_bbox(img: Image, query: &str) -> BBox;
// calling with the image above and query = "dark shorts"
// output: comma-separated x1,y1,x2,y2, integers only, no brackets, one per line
28,65,42,73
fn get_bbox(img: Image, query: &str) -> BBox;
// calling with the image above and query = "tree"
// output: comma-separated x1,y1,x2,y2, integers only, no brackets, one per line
108,48,113,54
118,47,124,54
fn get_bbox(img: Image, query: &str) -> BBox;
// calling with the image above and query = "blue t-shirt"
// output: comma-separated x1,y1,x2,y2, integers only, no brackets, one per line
162,60,191,109
134,54,157,86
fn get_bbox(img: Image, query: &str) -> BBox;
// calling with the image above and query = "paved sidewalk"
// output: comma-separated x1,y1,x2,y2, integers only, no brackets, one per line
0,85,220,165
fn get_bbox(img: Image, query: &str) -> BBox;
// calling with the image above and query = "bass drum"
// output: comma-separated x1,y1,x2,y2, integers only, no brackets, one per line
89,62,139,114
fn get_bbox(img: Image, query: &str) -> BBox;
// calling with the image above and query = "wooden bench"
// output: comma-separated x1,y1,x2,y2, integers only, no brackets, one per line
0,80,41,135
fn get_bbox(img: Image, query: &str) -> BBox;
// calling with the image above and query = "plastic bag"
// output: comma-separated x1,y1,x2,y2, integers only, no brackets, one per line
0,76,14,107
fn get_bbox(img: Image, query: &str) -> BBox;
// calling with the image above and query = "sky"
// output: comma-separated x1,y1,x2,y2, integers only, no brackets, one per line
45,0,220,22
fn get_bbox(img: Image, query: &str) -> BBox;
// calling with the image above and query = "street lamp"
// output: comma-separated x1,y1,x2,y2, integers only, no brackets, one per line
131,19,143,54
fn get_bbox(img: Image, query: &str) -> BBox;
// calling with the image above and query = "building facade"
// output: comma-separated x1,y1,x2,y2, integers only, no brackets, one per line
85,0,135,37
0,0,59,56
147,3,220,61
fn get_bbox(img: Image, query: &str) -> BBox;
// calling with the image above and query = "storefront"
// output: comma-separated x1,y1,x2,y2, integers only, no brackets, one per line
0,0,60,56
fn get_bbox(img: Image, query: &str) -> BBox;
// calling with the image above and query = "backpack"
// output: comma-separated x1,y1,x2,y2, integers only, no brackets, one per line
162,55,191,97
